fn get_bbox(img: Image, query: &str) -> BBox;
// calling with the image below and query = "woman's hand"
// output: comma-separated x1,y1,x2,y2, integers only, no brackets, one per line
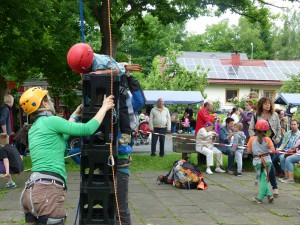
72,104,83,118
101,95,115,111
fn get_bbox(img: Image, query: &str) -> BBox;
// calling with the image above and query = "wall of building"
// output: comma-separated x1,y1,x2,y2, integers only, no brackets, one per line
204,84,281,111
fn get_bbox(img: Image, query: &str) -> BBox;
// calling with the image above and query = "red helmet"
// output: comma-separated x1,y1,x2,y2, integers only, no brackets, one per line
255,120,269,131
67,43,94,73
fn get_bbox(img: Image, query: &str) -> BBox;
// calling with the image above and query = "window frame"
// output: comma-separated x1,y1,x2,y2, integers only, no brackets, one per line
225,89,239,104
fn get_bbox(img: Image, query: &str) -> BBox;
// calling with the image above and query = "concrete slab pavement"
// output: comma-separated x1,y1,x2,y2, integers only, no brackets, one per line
1,170,300,225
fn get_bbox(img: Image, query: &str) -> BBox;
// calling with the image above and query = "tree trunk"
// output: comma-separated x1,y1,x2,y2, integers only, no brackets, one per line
89,1,118,58
0,75,7,106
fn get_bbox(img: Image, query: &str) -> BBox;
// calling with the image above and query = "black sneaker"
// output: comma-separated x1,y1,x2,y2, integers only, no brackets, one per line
236,172,242,177
267,195,274,203
150,153,156,156
253,197,262,204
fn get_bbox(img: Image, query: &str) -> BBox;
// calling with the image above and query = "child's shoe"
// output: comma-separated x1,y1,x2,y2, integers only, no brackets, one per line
119,133,131,146
253,197,262,204
5,182,17,188
267,195,274,203
236,172,242,177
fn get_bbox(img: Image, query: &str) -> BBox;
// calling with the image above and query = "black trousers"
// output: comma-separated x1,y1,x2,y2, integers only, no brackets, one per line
151,127,167,156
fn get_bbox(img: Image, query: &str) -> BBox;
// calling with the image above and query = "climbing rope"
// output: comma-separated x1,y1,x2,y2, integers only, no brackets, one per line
107,0,122,224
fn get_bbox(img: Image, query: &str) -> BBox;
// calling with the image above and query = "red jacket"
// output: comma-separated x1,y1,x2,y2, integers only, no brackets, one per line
195,107,215,135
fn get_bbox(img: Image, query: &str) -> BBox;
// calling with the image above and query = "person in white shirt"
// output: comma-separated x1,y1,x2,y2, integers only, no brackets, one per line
196,121,225,175
149,98,171,157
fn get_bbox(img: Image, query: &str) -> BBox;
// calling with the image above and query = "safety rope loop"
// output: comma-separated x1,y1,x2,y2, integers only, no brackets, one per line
107,154,115,167
107,0,122,224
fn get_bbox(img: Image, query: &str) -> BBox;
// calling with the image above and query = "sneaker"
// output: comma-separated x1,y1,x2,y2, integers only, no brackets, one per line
267,195,274,203
150,153,156,156
279,177,288,182
5,183,17,188
119,133,131,146
253,197,262,204
206,168,213,175
236,172,242,177
228,170,234,175
215,167,225,173
282,179,295,184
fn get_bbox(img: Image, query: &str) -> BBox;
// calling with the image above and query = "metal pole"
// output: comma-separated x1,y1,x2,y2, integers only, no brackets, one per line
251,43,253,60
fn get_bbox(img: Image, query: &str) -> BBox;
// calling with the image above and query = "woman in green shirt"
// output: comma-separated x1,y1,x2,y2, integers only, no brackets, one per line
19,87,114,225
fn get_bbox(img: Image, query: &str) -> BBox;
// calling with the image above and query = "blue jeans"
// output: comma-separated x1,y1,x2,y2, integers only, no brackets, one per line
234,150,243,173
280,154,300,172
171,122,177,133
269,164,278,190
151,127,167,156
271,153,284,174
218,146,235,172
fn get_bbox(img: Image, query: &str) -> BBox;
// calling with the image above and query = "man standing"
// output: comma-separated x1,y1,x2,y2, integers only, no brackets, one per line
195,101,218,135
0,94,14,136
149,98,171,157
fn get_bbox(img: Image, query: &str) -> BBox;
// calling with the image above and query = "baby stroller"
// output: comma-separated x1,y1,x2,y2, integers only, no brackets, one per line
134,114,151,145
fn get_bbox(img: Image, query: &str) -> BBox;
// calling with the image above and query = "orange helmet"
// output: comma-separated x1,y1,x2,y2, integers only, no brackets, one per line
67,43,94,73
19,87,48,115
255,120,269,131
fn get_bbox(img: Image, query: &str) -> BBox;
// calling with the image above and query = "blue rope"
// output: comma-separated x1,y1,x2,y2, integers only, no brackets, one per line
79,0,85,43
74,199,80,225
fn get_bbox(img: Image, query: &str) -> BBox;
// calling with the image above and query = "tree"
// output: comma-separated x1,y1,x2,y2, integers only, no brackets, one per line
234,17,272,59
118,14,186,75
280,73,300,93
88,0,278,57
272,10,300,60
144,50,208,94
0,0,97,108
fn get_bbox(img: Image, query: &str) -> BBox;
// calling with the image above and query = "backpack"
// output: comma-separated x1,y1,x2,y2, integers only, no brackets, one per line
157,160,208,190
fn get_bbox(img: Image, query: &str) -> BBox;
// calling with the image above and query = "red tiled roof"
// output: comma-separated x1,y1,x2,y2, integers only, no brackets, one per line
220,59,267,67
208,79,282,85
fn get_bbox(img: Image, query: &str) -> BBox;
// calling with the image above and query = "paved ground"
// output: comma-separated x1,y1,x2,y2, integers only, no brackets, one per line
1,170,300,225
1,136,300,225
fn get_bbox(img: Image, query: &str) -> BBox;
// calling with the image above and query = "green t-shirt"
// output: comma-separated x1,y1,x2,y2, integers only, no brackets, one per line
29,116,99,182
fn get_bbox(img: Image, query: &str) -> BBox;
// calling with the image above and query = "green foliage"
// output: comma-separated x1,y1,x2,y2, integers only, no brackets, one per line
145,50,208,94
182,17,273,59
280,72,300,93
229,93,258,109
118,14,186,75
211,99,221,112
272,10,300,60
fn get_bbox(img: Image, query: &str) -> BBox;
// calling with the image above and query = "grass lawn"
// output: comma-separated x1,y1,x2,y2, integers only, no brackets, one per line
22,152,300,180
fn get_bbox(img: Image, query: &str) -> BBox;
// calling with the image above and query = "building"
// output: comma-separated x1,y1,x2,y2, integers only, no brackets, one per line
177,51,300,110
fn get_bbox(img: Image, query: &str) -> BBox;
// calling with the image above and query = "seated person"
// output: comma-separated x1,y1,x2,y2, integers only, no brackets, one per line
218,117,235,174
231,123,246,176
279,139,300,184
275,119,300,177
196,121,225,175
0,133,24,188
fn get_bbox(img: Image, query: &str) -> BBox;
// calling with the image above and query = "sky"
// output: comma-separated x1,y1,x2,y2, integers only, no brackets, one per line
186,0,300,34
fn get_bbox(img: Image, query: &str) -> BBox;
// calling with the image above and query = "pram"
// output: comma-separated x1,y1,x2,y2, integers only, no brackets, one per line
133,120,151,145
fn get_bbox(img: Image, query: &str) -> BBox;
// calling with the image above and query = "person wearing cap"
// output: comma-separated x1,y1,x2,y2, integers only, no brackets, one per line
196,121,225,175
19,87,114,225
